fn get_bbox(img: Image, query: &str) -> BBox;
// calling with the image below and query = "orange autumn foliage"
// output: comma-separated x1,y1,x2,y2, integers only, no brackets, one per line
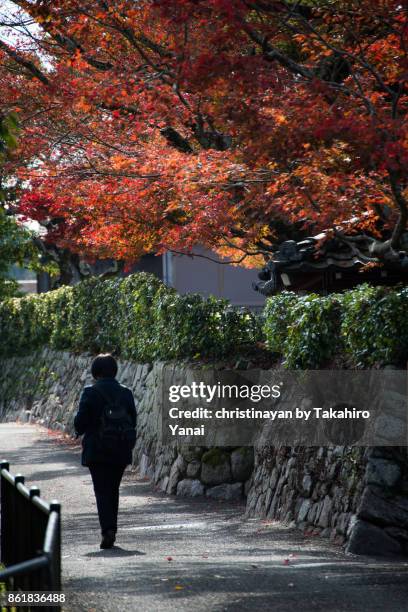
0,0,407,266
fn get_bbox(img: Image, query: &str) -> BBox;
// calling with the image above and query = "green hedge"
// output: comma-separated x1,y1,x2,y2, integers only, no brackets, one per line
341,284,408,367
0,273,261,361
1,275,407,368
263,284,408,368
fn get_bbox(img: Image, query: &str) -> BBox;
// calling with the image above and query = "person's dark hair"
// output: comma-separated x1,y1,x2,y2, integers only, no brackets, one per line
91,354,118,379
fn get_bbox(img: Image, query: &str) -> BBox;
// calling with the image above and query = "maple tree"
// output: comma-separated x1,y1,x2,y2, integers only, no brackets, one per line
0,0,408,277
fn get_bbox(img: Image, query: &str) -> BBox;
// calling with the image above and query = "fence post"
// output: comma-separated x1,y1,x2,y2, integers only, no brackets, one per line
29,486,41,593
29,486,40,498
14,474,25,582
0,460,10,564
49,501,61,593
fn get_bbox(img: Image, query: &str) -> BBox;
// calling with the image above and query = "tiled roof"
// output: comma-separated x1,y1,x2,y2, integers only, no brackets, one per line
253,233,396,295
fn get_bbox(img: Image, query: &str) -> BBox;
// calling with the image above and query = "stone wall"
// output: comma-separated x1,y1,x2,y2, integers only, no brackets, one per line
246,445,408,555
1,349,408,556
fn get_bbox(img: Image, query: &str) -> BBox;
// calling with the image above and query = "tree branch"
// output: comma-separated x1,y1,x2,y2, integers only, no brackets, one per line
241,22,314,79
388,170,408,249
160,127,193,153
169,249,249,265
0,39,49,85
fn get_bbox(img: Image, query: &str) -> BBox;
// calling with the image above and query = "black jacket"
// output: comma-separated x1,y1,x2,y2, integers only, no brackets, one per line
74,378,137,467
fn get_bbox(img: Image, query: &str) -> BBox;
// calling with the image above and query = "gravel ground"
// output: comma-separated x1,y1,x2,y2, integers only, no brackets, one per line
2,422,408,612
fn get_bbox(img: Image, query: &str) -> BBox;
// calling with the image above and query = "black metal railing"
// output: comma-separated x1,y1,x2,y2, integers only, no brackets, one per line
0,461,61,611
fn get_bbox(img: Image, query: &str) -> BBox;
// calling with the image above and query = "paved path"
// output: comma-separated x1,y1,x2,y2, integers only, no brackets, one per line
2,422,408,611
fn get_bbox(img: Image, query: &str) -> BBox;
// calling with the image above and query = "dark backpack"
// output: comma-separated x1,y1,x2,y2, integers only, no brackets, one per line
94,386,136,455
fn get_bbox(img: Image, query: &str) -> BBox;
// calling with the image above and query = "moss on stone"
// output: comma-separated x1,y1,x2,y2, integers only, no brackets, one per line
235,447,252,458
202,448,230,468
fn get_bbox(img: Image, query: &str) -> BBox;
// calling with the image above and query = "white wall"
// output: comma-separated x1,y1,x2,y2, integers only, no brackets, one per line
163,248,265,309
8,265,38,294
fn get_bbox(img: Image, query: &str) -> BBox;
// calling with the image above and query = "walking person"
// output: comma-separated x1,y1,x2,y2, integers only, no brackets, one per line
74,354,137,549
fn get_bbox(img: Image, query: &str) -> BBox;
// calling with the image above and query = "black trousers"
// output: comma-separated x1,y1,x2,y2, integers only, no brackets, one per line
89,463,126,535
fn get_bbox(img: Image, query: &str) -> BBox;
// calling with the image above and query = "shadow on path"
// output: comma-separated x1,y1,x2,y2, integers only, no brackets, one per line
1,422,408,612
